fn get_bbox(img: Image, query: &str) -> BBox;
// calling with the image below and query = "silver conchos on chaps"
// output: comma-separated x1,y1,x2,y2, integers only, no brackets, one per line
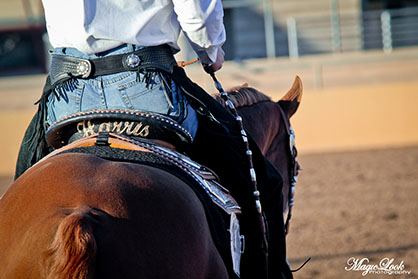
45,109,244,277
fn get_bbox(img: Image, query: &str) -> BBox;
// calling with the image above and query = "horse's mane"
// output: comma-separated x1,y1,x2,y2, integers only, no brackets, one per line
214,86,272,109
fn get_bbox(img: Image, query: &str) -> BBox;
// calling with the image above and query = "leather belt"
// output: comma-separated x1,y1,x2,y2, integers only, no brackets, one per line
49,44,177,86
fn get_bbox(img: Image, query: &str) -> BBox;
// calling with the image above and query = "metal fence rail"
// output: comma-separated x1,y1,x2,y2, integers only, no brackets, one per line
221,0,418,60
222,0,277,58
287,6,418,57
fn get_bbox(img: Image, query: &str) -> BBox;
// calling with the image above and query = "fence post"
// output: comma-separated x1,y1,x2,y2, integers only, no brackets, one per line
287,17,299,59
313,63,323,88
263,0,276,58
330,0,342,52
381,11,393,53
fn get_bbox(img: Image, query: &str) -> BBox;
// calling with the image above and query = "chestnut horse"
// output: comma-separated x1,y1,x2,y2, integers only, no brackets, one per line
0,77,302,279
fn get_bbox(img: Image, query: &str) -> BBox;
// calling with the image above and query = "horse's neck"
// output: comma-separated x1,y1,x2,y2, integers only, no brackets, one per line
237,102,281,155
214,88,281,155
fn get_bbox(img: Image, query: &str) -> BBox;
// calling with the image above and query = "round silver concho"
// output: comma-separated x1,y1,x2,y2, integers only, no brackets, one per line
126,54,141,68
76,60,91,78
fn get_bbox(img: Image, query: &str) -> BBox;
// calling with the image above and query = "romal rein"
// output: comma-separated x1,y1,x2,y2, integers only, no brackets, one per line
206,69,269,272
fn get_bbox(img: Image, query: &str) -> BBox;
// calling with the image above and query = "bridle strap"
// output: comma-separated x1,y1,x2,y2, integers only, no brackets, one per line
278,105,291,136
278,105,298,235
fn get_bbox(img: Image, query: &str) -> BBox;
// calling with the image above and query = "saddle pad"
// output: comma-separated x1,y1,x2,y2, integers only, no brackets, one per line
58,145,240,278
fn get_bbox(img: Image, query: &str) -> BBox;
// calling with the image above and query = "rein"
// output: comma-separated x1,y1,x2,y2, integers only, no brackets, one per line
206,69,269,266
201,63,303,273
206,69,299,236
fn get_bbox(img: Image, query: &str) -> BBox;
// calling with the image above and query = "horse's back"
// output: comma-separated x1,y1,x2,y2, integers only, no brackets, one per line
0,153,227,279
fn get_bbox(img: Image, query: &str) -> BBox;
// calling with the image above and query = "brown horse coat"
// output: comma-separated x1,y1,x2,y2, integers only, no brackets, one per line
0,154,227,278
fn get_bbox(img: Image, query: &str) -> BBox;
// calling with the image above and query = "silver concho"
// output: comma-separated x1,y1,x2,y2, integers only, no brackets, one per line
289,126,296,157
230,213,244,277
76,60,91,78
126,54,141,68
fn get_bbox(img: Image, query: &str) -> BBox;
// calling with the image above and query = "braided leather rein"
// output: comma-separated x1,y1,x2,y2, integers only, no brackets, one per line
206,69,269,258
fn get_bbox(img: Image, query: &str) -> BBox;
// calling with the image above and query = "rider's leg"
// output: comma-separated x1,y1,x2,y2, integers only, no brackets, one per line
188,113,268,278
172,66,292,278
251,146,293,279
188,111,292,279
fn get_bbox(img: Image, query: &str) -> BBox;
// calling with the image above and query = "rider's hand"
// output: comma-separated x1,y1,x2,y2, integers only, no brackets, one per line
204,48,224,73
210,48,224,72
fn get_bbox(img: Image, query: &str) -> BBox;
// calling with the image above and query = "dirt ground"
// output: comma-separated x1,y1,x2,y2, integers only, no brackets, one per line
286,146,418,279
1,145,417,278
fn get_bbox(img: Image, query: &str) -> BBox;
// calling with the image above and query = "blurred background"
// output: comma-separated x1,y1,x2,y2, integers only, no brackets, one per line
0,0,417,278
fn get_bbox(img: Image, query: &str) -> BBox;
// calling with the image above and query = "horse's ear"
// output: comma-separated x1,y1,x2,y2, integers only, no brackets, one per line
278,76,303,118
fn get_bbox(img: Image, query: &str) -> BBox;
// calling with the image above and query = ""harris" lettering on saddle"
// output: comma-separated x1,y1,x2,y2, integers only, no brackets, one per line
76,120,150,138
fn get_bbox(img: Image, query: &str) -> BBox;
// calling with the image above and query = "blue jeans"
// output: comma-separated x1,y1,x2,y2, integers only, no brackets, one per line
46,44,198,139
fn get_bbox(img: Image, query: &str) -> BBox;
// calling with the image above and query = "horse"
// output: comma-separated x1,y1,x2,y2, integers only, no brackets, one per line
0,76,302,279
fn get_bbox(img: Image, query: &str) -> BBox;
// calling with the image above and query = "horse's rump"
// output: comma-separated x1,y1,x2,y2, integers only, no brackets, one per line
1,152,229,279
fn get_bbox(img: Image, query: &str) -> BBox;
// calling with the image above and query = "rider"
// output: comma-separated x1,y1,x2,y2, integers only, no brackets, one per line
15,0,292,278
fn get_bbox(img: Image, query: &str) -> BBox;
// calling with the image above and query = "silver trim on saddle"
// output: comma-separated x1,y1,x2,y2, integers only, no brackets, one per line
153,144,242,215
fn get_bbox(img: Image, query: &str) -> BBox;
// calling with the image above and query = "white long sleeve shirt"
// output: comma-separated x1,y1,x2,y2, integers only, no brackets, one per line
42,0,226,64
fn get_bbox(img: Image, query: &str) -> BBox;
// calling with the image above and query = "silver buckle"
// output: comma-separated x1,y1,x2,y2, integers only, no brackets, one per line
76,60,92,78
